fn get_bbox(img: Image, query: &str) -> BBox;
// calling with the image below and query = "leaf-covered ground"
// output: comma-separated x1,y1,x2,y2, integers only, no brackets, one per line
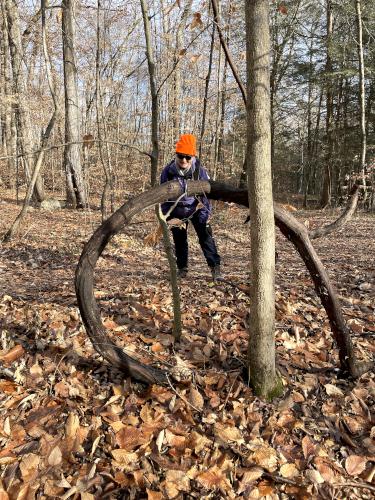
0,192,374,499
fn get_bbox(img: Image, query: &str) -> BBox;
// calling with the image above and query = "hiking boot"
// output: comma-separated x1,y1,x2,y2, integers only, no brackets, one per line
177,267,188,278
211,265,223,281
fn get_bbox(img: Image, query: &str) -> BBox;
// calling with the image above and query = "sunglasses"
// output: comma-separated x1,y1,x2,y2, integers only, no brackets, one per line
176,153,192,161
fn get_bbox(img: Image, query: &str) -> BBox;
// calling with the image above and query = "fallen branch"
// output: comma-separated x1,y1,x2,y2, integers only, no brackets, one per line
310,185,360,239
205,181,371,378
332,481,375,493
75,180,370,384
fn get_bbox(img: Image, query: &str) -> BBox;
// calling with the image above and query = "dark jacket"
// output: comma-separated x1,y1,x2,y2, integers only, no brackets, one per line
160,158,211,223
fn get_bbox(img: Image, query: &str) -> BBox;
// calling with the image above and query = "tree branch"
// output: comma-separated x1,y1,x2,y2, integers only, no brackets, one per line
0,140,152,161
210,0,247,105
310,185,360,239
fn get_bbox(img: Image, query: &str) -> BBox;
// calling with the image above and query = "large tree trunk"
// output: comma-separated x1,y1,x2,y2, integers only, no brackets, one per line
4,0,45,202
245,1,280,399
62,0,87,208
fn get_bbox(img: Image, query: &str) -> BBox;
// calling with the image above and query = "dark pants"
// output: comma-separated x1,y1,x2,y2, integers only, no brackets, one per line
170,212,221,269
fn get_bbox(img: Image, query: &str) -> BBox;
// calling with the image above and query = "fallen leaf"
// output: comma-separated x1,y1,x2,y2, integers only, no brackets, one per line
164,469,190,492
325,384,344,397
315,460,336,483
29,361,43,377
90,435,101,457
251,446,278,472
144,226,163,247
44,479,65,497
0,380,18,393
81,494,95,500
306,469,324,484
65,413,80,439
111,449,138,465
278,5,288,15
237,467,264,493
146,490,163,500
197,465,232,492
48,446,62,466
189,387,204,410
161,481,179,499
115,426,150,451
243,466,264,482
164,429,186,449
190,431,212,453
280,463,299,478
345,455,368,476
156,429,165,452
103,318,119,330
54,380,70,398
0,345,25,364
19,453,40,482
302,435,316,459
214,422,244,445
258,481,275,496
3,417,10,436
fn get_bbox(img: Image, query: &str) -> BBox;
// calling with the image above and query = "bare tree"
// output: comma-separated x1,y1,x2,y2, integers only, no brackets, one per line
355,0,367,201
172,0,193,139
3,0,59,241
95,0,112,220
245,0,281,399
199,22,215,158
211,0,246,105
140,0,182,339
140,0,159,187
320,0,334,208
4,0,45,202
62,0,87,208
270,0,301,167
0,0,15,187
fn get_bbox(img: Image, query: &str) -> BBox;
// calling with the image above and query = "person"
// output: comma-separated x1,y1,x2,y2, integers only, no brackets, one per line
160,134,222,280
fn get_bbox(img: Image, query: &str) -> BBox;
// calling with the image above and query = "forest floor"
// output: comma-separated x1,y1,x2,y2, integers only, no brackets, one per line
0,189,374,499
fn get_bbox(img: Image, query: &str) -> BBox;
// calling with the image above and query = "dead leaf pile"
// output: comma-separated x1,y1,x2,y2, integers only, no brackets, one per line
0,193,374,498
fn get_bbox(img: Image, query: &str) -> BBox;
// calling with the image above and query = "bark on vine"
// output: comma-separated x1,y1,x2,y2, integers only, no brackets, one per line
76,180,369,385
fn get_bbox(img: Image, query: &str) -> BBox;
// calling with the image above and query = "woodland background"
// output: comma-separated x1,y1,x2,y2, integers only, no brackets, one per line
0,0,374,499
1,0,375,207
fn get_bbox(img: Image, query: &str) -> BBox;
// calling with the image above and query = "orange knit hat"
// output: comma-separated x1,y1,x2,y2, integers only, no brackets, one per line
175,134,197,156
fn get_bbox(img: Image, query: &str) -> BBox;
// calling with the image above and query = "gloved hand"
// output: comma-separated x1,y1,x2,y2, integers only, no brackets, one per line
167,218,184,228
